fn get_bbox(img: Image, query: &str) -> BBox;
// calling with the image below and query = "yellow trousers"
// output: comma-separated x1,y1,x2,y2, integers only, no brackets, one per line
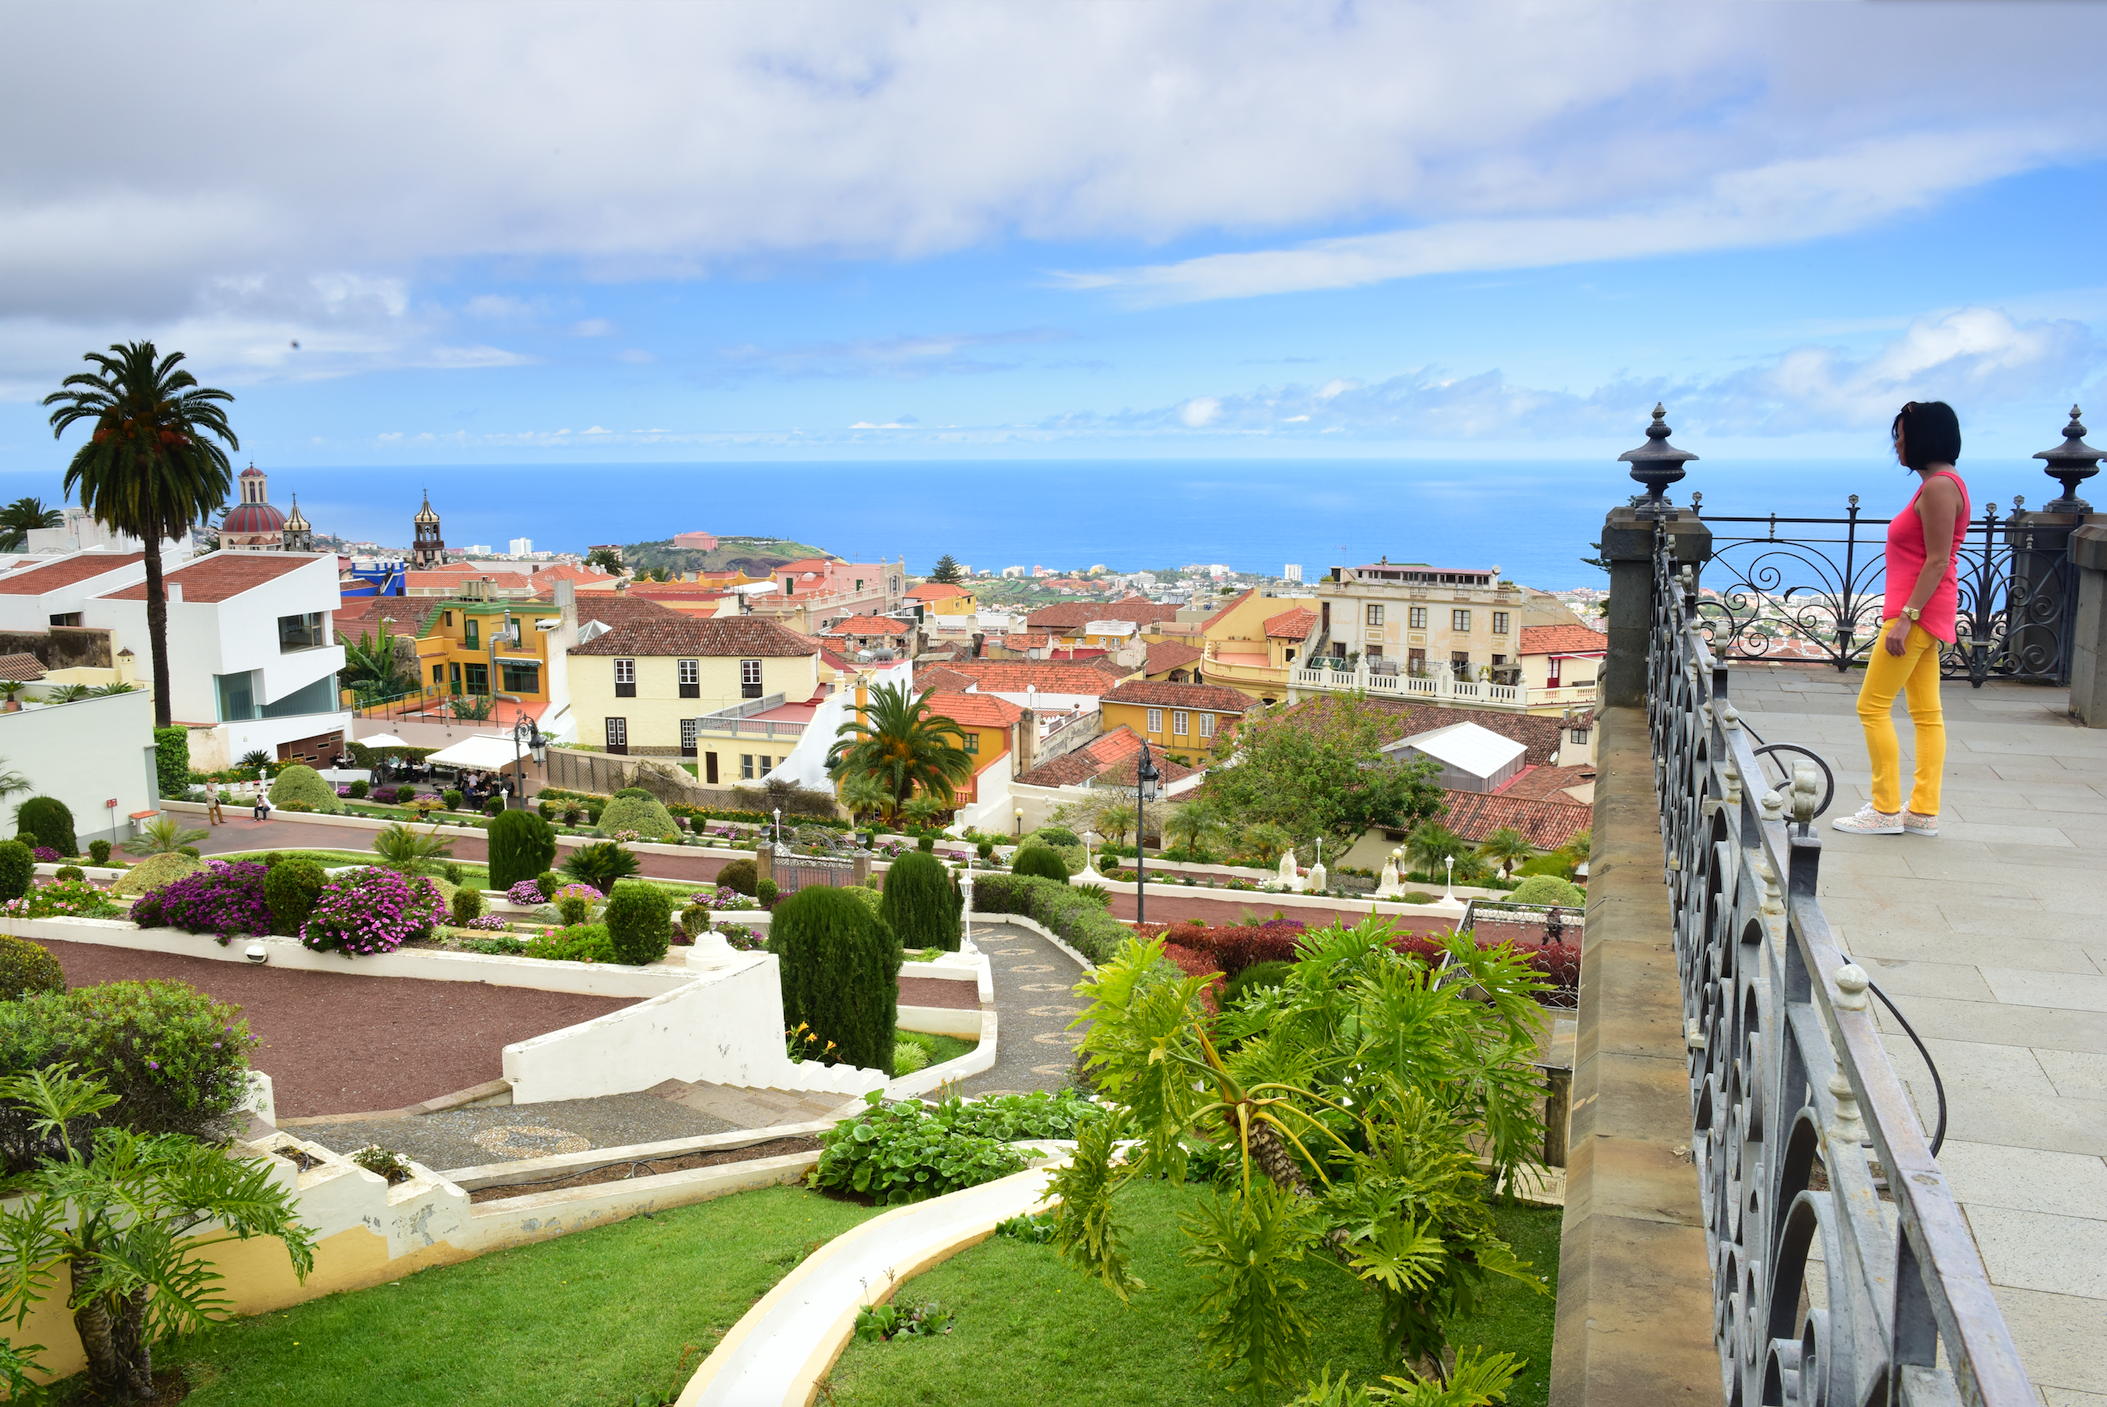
1854,620,1946,815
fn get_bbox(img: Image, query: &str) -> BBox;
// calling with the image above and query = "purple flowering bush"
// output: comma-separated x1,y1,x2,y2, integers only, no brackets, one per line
301,866,447,957
30,847,59,864
460,913,510,931
551,882,603,902
129,860,274,939
691,884,758,912
505,879,547,905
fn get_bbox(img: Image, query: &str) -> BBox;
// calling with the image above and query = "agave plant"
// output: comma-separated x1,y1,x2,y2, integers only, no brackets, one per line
121,815,210,857
370,821,453,876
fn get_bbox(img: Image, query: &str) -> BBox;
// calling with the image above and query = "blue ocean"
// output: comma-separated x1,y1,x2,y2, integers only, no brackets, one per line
168,456,2069,594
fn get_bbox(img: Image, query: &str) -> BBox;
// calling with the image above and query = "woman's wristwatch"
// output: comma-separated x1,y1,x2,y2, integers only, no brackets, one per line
1902,607,1921,622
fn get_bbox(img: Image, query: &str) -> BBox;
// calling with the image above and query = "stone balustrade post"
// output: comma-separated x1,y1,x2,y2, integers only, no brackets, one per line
1599,405,1712,709
2070,524,2107,726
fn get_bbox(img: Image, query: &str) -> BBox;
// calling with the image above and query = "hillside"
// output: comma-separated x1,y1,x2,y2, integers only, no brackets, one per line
621,535,832,577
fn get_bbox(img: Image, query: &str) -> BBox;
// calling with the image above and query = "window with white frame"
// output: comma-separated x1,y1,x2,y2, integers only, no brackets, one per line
613,659,636,697
1198,712,1215,738
678,658,700,698
740,658,763,699
741,754,754,779
1172,710,1189,736
1365,604,1383,626
1452,609,1471,632
1146,707,1163,734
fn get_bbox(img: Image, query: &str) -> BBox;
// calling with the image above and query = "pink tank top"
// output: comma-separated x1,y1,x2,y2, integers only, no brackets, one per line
1883,469,1969,643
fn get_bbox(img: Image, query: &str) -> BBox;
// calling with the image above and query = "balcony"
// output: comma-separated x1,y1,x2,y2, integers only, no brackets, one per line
1285,660,1589,713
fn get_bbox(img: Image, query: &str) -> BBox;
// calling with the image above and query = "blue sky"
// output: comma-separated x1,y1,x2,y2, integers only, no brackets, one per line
2,2,2105,477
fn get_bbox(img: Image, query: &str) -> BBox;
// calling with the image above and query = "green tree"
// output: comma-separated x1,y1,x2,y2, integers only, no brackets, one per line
880,850,962,952
338,620,411,700
487,808,558,890
585,547,624,575
1202,697,1444,849
0,498,62,553
1404,822,1468,875
771,886,902,1072
0,1065,317,1402
929,554,964,584
43,342,239,728
1164,798,1225,858
1474,827,1534,880
825,682,973,824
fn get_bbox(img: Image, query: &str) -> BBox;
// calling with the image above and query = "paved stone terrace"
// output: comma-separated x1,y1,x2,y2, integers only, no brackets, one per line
1728,664,2107,1407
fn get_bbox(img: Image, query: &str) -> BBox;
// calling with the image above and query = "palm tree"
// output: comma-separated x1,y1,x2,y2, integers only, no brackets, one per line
43,343,238,728
1095,801,1138,848
825,682,973,824
122,815,210,856
371,822,453,876
0,497,63,552
836,772,892,833
1405,820,1469,875
339,622,411,700
1239,821,1293,866
1476,826,1534,880
1163,798,1223,858
88,682,138,695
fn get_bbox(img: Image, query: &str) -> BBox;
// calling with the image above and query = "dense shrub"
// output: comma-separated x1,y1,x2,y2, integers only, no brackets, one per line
603,881,673,964
534,870,561,901
483,795,506,817
0,979,257,1172
1137,920,1309,977
771,886,901,1073
347,779,370,799
0,841,30,904
112,850,204,897
53,865,84,882
1010,845,1070,885
87,839,111,866
132,860,274,938
153,726,190,800
263,857,326,936
15,797,78,857
442,788,464,810
969,872,1131,965
598,792,678,841
267,764,344,815
562,841,639,892
486,809,558,891
392,786,419,805
807,1090,1099,1204
1219,960,1297,1009
1516,853,1578,881
716,858,758,896
552,883,602,926
879,851,961,953
1022,827,1085,875
1509,874,1586,907
450,886,485,926
757,878,779,907
4,878,123,920
0,936,65,1002
300,867,447,956
523,923,615,963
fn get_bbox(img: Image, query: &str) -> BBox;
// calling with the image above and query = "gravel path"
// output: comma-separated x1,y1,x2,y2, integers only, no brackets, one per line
959,921,1090,1098
39,940,632,1118
294,1095,739,1170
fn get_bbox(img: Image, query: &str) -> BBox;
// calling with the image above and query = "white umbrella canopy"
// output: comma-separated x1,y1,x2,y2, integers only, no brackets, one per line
357,733,413,750
424,735,525,770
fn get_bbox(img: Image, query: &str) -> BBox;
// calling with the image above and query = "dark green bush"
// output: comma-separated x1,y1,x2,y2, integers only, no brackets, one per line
442,789,464,810
613,786,652,800
556,893,594,926
443,862,464,885
0,979,256,1173
809,1090,1100,1204
0,936,65,1002
53,865,84,882
178,845,201,859
486,808,558,891
880,851,961,953
534,870,561,901
483,795,506,817
15,797,77,856
604,881,673,964
0,841,33,902
562,841,639,892
522,923,614,963
347,779,370,799
263,852,284,868
153,726,190,800
1031,826,1081,848
1010,845,1070,885
716,858,758,895
263,857,325,936
771,886,900,1074
757,878,779,907
87,839,111,867
450,887,485,926
1509,874,1585,906
916,835,934,852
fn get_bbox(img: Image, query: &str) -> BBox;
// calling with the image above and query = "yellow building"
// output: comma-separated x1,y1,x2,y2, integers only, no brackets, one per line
411,598,564,705
570,614,822,757
1097,680,1256,762
1190,588,1320,701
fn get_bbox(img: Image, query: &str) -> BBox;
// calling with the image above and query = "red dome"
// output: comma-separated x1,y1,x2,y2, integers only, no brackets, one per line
223,502,287,534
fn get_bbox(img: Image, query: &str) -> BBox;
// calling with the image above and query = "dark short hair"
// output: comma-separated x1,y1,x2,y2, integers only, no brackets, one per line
1892,401,1961,470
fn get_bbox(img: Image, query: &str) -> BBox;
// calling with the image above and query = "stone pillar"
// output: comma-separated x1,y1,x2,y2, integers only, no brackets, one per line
2070,525,2107,726
753,843,774,889
1598,508,1712,709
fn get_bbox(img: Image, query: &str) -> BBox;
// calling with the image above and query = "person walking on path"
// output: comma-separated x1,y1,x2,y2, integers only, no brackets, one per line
1834,401,1969,838
204,779,224,826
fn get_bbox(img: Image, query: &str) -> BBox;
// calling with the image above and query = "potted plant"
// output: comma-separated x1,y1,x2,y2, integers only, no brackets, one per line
0,681,23,713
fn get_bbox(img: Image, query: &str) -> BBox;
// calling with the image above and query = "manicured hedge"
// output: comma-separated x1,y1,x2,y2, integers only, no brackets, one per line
0,841,32,903
263,856,327,936
1010,845,1070,885
604,881,673,964
153,726,190,800
0,936,65,1003
486,809,558,890
14,797,77,857
267,764,344,815
969,872,1131,965
771,886,900,1074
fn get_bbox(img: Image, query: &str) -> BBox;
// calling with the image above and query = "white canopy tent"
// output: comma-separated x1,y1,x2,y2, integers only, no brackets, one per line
357,733,414,751
424,735,526,771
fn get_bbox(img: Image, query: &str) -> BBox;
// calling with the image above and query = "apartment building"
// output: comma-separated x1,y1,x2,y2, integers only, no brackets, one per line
569,614,822,757
1314,562,1528,684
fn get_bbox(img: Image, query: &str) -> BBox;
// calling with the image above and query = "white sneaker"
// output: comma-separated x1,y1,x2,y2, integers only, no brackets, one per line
1902,811,1938,836
1832,804,1903,835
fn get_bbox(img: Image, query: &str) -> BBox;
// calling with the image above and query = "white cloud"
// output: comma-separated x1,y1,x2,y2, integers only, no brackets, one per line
1179,397,1220,428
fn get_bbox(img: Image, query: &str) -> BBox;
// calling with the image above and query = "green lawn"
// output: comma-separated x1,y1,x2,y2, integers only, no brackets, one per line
825,1181,1561,1407
128,1186,882,1407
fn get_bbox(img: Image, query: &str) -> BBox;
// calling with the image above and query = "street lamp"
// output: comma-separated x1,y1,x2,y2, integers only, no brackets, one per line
1135,738,1161,926
1014,806,1024,838
509,715,548,808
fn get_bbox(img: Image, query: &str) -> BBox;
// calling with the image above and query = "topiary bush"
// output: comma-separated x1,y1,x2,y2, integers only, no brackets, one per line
770,886,900,1073
347,779,370,799
112,850,204,897
603,881,673,964
483,795,506,817
0,841,30,904
0,936,65,1002
87,839,111,867
1010,845,1070,885
53,865,84,882
879,851,961,953
1022,827,1085,875
450,886,485,926
1509,874,1585,907
263,856,326,936
267,764,344,815
716,858,758,896
14,796,78,857
486,808,558,891
153,726,190,800
598,792,677,842
442,789,464,810
757,878,779,907
535,870,561,901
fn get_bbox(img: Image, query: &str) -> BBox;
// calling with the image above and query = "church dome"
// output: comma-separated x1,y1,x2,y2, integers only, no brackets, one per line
283,496,309,532
223,501,287,534
414,493,441,526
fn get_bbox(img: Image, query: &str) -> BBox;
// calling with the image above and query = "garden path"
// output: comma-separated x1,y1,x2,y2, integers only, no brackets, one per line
958,920,1089,1097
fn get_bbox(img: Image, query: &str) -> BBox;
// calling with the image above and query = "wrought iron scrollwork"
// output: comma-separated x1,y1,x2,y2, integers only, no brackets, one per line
1647,528,2034,1405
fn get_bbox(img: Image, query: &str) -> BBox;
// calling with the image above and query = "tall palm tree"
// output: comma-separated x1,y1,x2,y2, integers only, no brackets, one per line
1405,820,1469,874
1476,826,1534,880
0,497,63,552
825,681,973,824
43,343,237,727
1163,798,1223,857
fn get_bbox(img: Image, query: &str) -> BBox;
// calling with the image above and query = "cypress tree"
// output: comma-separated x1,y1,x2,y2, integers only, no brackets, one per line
879,851,961,952
771,886,900,1074
486,808,557,890
1010,845,1070,884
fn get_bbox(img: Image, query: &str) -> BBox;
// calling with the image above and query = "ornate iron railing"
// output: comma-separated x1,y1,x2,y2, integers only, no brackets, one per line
767,846,856,895
1648,530,2032,1406
1691,493,2077,685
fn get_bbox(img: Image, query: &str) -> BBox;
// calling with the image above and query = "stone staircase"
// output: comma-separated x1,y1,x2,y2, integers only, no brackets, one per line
642,1079,859,1129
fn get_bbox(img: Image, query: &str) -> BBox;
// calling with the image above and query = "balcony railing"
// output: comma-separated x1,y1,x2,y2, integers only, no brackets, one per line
1648,530,2031,1405
1286,662,1589,710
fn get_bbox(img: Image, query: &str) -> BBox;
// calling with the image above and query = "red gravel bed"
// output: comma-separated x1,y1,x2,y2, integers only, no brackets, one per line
37,940,632,1119
897,974,979,1010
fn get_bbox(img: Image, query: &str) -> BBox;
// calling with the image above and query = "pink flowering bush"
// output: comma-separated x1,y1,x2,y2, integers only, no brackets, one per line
460,913,510,931
692,884,757,912
1,877,124,921
30,847,59,864
301,866,447,957
504,879,547,905
129,861,272,938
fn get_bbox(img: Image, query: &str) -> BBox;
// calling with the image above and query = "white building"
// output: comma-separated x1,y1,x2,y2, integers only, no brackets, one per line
0,689,159,848
1380,721,1529,793
22,507,190,561
1284,564,1302,583
510,537,534,556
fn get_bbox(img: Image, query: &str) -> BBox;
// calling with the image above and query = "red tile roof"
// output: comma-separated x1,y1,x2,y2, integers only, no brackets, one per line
0,653,46,681
332,597,415,640
575,595,687,631
1024,596,1180,630
1263,607,1318,640
1518,625,1607,656
908,582,969,601
1016,725,1198,789
1102,680,1256,712
936,661,1127,697
573,613,818,657
924,689,1022,728
1498,763,1596,801
102,553,314,603
1144,641,1205,676
1283,695,1567,766
826,615,909,635
914,666,978,693
0,553,145,594
535,563,623,584
1437,789,1591,849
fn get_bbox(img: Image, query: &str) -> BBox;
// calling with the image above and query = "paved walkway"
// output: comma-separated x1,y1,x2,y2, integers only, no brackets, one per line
1729,666,2107,1407
960,920,1090,1097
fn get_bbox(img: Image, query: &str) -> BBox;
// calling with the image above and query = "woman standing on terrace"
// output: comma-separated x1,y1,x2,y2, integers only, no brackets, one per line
1834,401,1969,837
